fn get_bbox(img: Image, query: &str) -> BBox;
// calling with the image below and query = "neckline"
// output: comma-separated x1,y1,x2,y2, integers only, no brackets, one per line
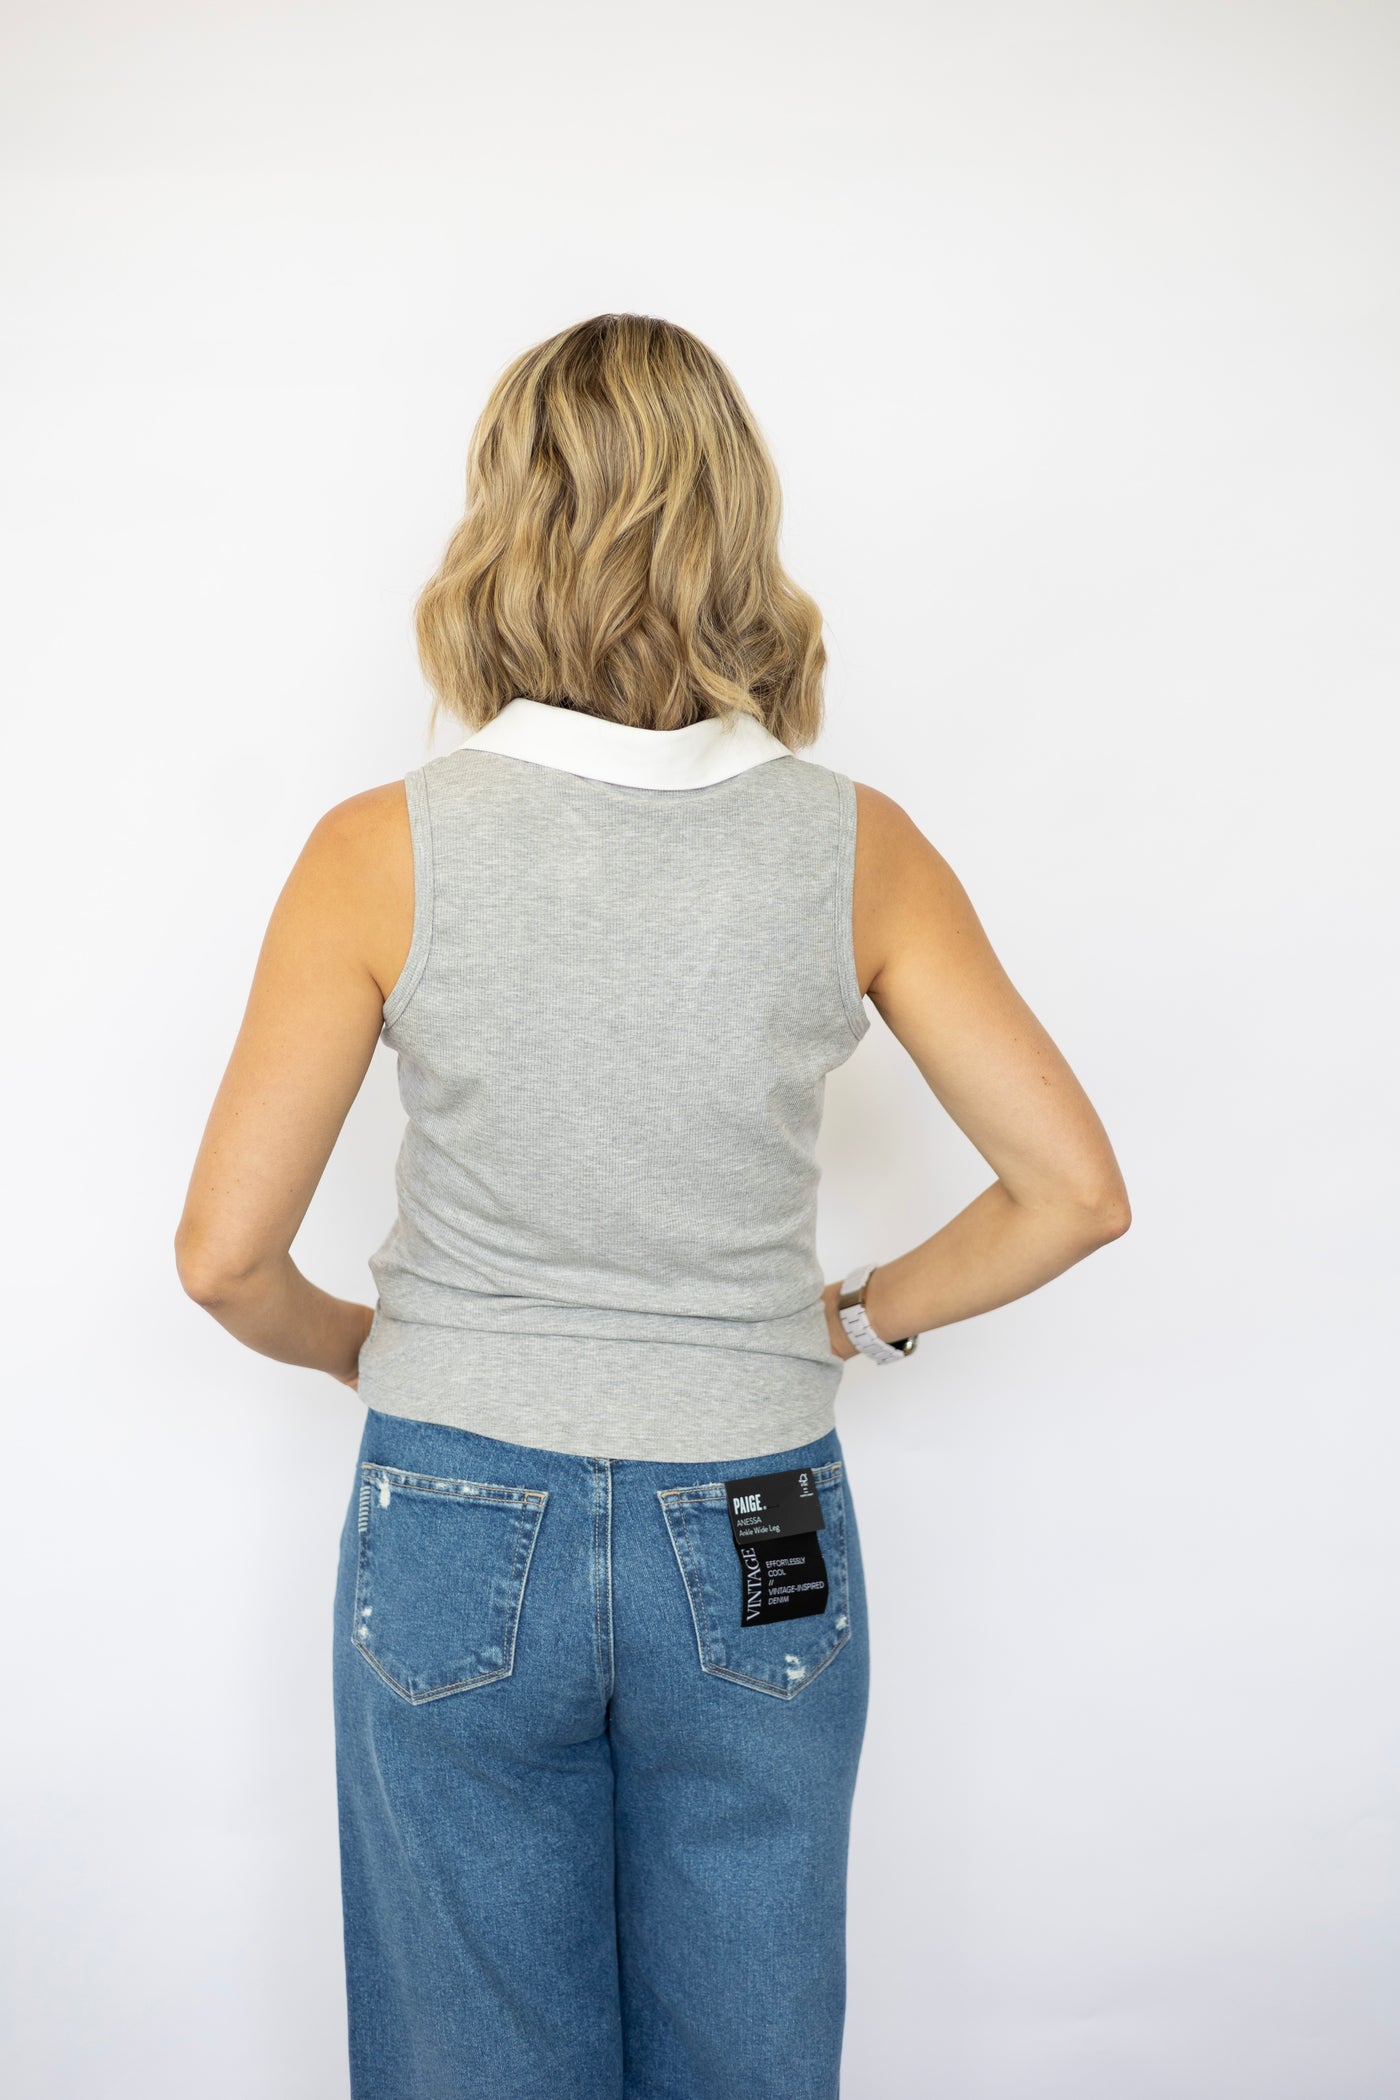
455,696,792,791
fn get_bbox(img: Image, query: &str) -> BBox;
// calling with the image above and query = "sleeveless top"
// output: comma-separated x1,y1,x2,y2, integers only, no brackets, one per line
356,696,871,1461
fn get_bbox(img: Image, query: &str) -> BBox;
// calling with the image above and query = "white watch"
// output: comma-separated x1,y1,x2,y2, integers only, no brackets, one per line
836,1263,918,1364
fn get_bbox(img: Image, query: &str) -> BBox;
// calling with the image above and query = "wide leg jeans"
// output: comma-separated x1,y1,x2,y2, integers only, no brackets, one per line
333,1406,871,2099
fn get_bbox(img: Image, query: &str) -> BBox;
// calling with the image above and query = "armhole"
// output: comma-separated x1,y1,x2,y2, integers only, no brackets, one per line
380,767,435,1031
831,769,871,1047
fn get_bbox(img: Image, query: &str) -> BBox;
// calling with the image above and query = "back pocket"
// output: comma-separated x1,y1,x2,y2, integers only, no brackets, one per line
657,1459,851,1700
352,1462,548,1704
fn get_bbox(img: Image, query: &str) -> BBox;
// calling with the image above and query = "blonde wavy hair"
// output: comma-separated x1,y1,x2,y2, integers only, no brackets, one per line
414,314,826,748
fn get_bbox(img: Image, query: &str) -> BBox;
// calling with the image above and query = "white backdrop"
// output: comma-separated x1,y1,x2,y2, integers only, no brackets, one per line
3,3,1396,2095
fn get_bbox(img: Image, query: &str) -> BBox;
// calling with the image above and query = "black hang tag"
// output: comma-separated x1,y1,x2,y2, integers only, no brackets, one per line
723,1466,827,1549
736,1534,830,1626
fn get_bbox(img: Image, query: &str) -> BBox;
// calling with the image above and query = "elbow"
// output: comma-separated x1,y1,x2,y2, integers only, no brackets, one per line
174,1240,227,1308
1010,1181,1132,1253
174,1226,266,1307
1077,1186,1132,1247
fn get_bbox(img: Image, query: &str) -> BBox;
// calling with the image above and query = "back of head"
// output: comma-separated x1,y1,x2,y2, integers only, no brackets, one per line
414,313,826,747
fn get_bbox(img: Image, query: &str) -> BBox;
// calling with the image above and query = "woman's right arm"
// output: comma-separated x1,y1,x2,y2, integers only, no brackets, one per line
822,783,1131,1360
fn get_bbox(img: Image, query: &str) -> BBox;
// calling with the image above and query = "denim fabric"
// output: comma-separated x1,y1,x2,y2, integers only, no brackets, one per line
333,1406,871,2099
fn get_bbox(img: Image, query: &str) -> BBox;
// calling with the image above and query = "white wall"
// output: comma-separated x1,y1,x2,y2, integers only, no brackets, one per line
3,3,1396,2094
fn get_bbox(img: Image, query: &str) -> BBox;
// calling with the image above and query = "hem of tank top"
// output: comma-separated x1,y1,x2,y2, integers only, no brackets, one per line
831,768,873,1046
362,1310,847,1362
357,1327,843,1446
380,766,436,1029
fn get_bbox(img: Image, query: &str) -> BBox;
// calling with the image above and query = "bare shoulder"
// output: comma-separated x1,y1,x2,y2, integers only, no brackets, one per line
852,779,964,891
284,780,414,1006
302,779,410,862
850,780,981,1003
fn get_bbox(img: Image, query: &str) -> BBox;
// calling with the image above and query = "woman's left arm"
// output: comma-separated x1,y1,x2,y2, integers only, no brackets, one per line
173,782,413,1390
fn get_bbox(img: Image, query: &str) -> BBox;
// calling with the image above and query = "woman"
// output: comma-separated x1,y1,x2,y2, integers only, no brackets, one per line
175,313,1130,2099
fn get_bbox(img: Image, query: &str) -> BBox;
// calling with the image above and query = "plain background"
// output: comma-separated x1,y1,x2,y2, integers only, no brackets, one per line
3,2,1396,2095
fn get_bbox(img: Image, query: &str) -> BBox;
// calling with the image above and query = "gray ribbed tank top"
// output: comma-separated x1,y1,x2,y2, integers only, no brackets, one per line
356,729,871,1460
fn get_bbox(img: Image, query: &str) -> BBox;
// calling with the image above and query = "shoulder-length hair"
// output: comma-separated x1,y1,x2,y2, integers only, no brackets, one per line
414,314,826,748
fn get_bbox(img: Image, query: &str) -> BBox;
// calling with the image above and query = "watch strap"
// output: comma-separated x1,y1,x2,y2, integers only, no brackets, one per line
837,1262,918,1364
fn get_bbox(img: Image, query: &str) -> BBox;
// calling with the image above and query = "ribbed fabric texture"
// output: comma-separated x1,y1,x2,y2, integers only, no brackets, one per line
357,743,871,1459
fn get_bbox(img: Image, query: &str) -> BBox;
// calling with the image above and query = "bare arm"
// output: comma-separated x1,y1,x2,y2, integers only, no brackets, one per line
822,784,1131,1359
173,783,414,1388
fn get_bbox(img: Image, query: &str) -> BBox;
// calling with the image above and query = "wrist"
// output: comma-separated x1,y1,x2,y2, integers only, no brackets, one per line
336,1301,377,1389
834,1261,919,1364
822,1281,859,1360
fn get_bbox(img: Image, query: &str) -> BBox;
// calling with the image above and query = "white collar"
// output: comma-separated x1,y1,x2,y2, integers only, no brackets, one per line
456,695,791,790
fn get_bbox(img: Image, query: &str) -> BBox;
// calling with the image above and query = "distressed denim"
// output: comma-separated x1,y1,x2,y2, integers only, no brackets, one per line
332,1406,871,2099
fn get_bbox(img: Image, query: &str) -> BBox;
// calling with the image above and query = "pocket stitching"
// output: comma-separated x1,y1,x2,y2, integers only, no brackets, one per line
352,1479,549,1704
670,1496,717,1670
704,1626,852,1700
656,1457,843,1513
360,1460,546,1510
657,1473,851,1701
501,1483,547,1678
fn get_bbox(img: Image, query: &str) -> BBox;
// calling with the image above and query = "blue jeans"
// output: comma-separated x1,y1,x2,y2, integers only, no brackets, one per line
332,1406,871,2098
